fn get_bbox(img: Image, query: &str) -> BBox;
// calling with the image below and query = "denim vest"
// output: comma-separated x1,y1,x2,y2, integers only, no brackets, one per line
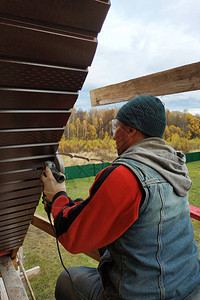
98,158,200,300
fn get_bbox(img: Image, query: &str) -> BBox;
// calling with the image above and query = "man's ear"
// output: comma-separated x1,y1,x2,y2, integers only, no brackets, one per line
128,127,137,136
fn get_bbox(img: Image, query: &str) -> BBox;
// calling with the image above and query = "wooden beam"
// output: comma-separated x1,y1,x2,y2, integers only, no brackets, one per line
0,249,18,278
18,256,36,300
31,214,55,237
20,266,40,281
190,205,200,221
0,278,9,300
31,214,100,261
0,256,29,300
90,61,200,106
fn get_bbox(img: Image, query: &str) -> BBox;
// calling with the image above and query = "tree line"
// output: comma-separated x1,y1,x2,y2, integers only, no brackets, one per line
59,108,200,154
64,107,117,140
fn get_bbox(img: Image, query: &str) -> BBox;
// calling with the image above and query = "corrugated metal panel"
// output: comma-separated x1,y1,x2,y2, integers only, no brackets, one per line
0,0,110,252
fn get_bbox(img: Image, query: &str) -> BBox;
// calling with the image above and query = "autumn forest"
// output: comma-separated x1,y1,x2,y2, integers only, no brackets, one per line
59,108,200,157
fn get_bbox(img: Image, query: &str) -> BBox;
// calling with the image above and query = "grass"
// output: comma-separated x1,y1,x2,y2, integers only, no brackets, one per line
23,226,98,299
23,162,200,299
187,161,200,245
23,176,97,300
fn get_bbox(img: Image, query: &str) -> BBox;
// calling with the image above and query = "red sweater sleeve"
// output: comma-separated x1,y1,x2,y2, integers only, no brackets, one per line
51,165,142,254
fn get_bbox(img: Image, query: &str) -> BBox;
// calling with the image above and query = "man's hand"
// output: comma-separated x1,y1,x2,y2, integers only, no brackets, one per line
41,167,66,202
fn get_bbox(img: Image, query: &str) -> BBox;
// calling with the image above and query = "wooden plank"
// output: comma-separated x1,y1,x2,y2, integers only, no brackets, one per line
0,278,9,300
0,249,18,278
0,255,29,300
20,266,40,281
32,214,100,262
190,205,200,221
84,250,101,262
31,214,55,238
90,61,200,106
18,256,36,300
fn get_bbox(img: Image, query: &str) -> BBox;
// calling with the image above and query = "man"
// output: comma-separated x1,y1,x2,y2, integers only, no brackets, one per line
42,95,200,300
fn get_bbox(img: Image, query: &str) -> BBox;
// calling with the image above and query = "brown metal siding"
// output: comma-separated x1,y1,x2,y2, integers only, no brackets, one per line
0,0,110,252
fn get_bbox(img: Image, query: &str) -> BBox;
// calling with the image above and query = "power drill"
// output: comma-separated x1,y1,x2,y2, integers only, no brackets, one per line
42,155,65,215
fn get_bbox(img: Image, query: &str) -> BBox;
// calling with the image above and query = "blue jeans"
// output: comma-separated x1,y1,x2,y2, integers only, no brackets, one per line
55,266,200,300
184,282,200,300
55,267,107,300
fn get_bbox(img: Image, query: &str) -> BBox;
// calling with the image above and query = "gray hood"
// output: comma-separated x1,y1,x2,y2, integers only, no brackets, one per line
114,138,192,197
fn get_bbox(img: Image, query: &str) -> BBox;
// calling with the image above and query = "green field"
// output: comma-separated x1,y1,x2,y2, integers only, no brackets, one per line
23,161,200,300
187,161,200,245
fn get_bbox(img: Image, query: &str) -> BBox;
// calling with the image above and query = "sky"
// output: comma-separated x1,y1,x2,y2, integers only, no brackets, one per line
75,0,200,115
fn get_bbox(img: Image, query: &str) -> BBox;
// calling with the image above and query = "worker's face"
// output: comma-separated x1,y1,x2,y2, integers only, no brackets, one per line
112,119,133,156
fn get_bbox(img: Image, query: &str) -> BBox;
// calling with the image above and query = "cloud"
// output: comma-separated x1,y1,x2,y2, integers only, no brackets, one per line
161,91,200,113
75,0,200,114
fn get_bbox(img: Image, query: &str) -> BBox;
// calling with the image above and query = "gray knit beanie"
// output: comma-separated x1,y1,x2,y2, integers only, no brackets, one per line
116,95,166,138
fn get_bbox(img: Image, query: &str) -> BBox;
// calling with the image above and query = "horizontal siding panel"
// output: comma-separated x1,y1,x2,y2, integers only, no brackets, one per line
0,224,30,237
0,21,97,68
0,186,42,202
0,179,41,194
0,60,87,91
0,0,110,34
0,112,70,129
0,156,53,173
0,219,31,232
0,240,24,252
0,230,27,242
0,129,64,146
0,144,58,160
0,89,78,110
0,170,42,185
0,235,25,246
0,0,110,255
0,195,40,209
0,209,35,224
0,203,38,216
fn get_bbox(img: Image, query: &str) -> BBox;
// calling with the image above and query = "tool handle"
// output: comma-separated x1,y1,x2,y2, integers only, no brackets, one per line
44,161,65,183
51,170,65,183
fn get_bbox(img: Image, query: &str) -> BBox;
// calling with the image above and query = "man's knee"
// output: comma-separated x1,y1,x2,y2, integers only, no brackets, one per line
55,267,105,300
55,270,72,300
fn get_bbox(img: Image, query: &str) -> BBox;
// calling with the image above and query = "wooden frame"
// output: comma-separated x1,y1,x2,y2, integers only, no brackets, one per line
31,214,100,262
0,256,29,300
32,207,200,263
